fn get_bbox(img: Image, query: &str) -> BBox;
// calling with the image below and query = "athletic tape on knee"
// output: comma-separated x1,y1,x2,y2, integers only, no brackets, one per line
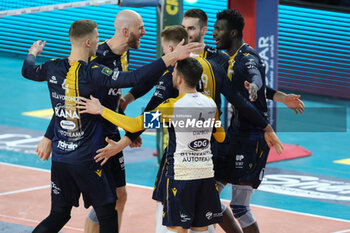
230,184,256,228
88,208,100,225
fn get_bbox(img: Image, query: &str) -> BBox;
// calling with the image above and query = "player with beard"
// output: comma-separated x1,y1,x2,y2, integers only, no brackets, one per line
35,10,146,233
211,9,300,233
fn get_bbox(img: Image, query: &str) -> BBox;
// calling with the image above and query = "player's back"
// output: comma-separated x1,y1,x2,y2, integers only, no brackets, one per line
195,55,226,111
164,93,218,181
47,59,108,164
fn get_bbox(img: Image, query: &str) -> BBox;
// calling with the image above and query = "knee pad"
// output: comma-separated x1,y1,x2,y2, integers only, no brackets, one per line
230,185,256,228
94,203,118,233
88,208,100,225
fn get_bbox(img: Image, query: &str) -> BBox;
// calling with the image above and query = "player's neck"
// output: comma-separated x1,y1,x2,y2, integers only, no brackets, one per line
107,36,129,55
69,47,89,63
227,39,244,56
178,86,197,96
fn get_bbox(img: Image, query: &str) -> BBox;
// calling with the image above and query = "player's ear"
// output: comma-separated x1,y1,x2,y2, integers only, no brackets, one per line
85,38,91,48
169,44,175,53
201,26,208,37
122,27,129,38
230,29,238,39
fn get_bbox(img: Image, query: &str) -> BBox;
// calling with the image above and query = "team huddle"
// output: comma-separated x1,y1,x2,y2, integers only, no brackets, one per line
22,7,304,233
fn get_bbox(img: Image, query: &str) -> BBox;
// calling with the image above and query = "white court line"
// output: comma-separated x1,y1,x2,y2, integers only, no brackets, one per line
0,162,50,172
0,214,83,231
2,162,350,224
0,185,50,196
333,230,350,233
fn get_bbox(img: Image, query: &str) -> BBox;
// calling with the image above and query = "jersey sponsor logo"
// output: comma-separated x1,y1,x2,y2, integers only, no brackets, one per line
245,59,257,69
111,71,119,81
188,138,209,151
55,103,79,119
103,50,109,56
205,211,222,220
95,169,102,177
49,76,57,84
206,211,213,220
143,110,161,129
172,187,177,196
260,174,350,201
58,129,84,138
57,140,78,151
52,92,79,102
101,67,113,76
60,120,76,130
51,181,61,195
180,212,191,223
235,154,244,168
107,88,121,96
193,129,210,136
153,90,163,98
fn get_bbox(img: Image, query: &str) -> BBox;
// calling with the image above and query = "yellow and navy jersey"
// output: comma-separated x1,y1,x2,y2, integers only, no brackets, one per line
90,41,129,136
200,45,230,71
22,54,166,163
125,55,227,142
227,43,268,138
44,42,130,139
102,93,225,180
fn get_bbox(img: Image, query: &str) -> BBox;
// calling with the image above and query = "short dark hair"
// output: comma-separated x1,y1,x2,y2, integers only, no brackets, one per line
184,9,208,28
176,58,203,88
216,9,245,39
69,19,98,39
161,25,189,45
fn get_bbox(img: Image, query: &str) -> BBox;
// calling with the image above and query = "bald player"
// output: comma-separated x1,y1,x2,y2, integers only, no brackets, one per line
37,10,146,233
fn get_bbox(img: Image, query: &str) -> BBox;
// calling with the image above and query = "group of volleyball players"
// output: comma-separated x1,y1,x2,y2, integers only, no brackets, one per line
22,6,304,233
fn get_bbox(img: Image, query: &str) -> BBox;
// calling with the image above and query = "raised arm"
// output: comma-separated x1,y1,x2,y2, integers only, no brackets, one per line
22,40,48,81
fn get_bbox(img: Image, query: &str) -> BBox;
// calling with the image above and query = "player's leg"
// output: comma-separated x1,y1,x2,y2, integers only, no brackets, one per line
33,161,77,233
166,226,188,233
230,184,258,233
94,202,118,233
154,151,168,233
84,208,99,233
191,178,223,233
212,139,243,233
230,137,269,233
32,205,72,233
75,161,118,233
116,185,127,228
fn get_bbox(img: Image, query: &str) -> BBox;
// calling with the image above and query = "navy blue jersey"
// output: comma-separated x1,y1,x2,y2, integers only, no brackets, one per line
125,55,268,141
227,43,268,138
22,54,166,164
91,42,129,136
44,42,130,139
201,45,230,71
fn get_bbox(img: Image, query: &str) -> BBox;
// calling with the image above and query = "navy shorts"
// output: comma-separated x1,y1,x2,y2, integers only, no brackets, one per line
152,150,167,202
105,133,126,188
51,161,116,208
213,136,269,189
163,177,223,229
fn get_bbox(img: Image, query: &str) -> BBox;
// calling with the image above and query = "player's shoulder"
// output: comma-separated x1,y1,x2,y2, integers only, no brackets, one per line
205,45,230,59
239,44,260,60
